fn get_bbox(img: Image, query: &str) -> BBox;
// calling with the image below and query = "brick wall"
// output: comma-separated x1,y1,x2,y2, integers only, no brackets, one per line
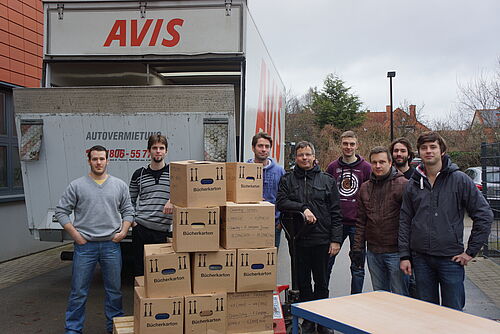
0,0,43,88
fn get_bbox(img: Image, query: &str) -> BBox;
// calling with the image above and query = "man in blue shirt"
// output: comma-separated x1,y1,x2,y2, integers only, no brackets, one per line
248,132,285,247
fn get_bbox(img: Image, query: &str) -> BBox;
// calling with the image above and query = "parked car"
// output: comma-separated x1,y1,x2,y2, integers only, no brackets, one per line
464,166,500,201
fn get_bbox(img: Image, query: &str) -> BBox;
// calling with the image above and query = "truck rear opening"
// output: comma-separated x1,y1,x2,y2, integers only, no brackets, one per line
16,0,285,242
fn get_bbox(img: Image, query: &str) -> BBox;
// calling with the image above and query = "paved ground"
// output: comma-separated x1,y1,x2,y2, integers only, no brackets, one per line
0,235,498,333
466,257,500,309
0,244,135,334
0,244,73,290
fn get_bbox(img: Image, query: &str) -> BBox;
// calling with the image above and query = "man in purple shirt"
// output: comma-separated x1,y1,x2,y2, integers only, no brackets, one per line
326,131,371,294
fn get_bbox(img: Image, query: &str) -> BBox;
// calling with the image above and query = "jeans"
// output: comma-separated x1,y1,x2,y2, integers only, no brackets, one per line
65,241,124,334
296,244,330,302
366,250,409,296
412,252,465,311
275,226,282,248
408,272,418,298
327,225,365,294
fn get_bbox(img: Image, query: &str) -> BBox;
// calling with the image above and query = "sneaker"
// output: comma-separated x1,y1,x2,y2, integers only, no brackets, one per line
317,324,335,334
301,319,316,333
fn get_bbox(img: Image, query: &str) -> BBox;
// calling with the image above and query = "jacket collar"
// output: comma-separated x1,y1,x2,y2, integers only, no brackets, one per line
294,164,320,178
370,166,399,183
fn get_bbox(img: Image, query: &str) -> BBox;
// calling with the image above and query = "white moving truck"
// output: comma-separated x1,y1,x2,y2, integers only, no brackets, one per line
14,0,285,242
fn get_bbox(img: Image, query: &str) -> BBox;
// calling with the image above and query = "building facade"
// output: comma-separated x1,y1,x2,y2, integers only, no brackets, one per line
0,0,61,261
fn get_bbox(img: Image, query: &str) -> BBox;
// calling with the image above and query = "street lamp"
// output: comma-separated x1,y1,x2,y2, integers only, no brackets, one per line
387,71,396,141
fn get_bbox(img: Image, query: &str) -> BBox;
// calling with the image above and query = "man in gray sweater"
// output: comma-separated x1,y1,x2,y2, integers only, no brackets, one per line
55,145,134,334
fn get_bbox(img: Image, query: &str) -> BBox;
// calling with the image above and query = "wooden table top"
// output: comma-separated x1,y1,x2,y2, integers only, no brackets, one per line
292,291,500,334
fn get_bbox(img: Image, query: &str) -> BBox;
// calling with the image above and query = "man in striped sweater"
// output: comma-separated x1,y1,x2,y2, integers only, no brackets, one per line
130,134,173,276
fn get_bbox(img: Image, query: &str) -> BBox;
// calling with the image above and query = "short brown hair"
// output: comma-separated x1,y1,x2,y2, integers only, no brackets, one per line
87,145,108,160
417,131,447,154
295,141,316,155
252,132,273,147
369,146,392,162
390,137,415,161
147,134,168,150
340,130,357,140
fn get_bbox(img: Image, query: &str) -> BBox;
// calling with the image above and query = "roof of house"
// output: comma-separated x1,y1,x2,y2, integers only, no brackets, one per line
472,109,500,127
364,106,429,132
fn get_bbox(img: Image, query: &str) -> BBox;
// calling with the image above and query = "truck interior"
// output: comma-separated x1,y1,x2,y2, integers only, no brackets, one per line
45,60,242,88
45,59,243,147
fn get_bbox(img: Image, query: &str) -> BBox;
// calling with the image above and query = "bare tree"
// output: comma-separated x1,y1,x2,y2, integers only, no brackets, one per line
398,99,427,126
432,110,470,131
456,61,500,116
284,87,302,115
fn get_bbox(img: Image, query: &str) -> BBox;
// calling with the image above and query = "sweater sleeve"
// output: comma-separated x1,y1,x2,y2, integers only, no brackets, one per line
328,177,343,243
276,174,305,213
129,168,141,208
353,184,367,251
54,183,77,226
462,175,493,256
398,182,414,259
120,182,135,223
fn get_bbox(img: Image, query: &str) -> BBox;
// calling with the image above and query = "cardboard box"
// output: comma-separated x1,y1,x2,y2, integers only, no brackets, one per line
172,206,220,252
113,316,134,334
134,287,183,334
226,162,263,203
184,292,227,334
134,276,144,287
227,291,274,333
144,244,191,298
192,249,237,293
220,202,275,249
170,161,226,207
236,248,277,292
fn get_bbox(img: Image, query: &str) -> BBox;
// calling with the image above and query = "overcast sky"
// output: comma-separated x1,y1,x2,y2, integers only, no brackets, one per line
248,0,500,126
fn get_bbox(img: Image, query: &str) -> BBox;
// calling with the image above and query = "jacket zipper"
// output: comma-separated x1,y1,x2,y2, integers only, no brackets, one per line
304,171,308,203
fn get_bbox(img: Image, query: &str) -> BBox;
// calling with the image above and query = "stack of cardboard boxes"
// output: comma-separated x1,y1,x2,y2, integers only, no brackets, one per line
129,161,276,334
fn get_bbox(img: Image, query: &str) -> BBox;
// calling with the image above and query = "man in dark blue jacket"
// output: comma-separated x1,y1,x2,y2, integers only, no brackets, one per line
277,141,342,334
399,132,493,310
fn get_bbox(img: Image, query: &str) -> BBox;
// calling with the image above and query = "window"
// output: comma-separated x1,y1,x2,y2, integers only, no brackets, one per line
0,88,23,200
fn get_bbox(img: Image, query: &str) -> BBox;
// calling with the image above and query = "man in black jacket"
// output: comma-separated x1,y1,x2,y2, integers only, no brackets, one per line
399,132,493,310
277,141,342,334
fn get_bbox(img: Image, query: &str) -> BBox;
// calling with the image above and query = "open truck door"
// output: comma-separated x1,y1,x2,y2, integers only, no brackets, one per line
14,85,235,241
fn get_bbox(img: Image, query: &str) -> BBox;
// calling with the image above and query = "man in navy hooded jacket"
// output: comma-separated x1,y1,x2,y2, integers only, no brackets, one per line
399,131,492,310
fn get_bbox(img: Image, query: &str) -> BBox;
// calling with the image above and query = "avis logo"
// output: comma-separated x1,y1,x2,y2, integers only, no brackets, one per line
103,19,184,47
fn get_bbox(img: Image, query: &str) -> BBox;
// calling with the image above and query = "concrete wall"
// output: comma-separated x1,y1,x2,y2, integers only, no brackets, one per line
0,0,44,87
0,200,62,262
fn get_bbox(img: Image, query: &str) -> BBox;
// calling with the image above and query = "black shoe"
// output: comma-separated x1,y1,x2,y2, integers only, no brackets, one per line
317,324,335,334
301,319,316,333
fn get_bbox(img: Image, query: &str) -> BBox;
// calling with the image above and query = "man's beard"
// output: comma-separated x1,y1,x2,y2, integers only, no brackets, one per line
153,156,164,163
394,157,408,167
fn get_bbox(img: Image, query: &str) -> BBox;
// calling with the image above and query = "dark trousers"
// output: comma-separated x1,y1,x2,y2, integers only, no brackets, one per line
412,252,465,311
327,224,365,294
296,243,330,302
132,224,170,277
